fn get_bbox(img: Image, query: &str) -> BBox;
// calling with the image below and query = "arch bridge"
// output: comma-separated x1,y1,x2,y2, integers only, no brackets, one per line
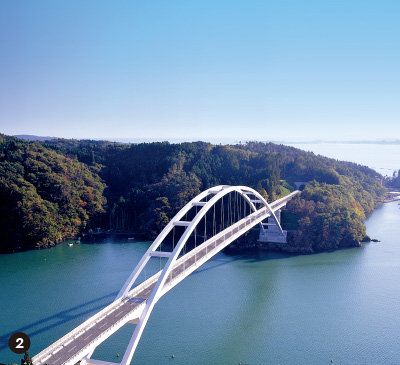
33,185,299,365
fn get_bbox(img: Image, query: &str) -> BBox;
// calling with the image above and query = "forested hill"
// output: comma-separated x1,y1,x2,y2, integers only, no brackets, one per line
0,134,386,253
0,135,106,253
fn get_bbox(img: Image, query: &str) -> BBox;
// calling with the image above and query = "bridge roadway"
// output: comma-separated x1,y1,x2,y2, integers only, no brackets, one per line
33,191,298,365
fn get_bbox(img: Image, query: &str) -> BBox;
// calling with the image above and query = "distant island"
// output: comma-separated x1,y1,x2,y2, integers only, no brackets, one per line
1,133,398,255
14,135,400,146
284,139,400,145
14,134,59,141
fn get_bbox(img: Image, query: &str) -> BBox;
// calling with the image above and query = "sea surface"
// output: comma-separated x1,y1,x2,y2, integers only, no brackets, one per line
1,143,400,364
286,142,400,177
1,202,399,364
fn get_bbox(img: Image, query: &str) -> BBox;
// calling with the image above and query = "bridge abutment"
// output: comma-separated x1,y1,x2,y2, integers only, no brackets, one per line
258,208,288,243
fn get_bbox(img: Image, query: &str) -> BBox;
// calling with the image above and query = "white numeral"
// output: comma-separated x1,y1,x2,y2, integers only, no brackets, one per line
16,337,24,349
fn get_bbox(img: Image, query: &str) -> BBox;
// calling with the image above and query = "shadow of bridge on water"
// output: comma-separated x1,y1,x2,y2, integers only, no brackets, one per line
0,291,118,352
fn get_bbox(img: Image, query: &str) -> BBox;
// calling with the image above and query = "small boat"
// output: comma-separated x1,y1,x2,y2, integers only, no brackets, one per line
128,237,135,240
68,243,73,247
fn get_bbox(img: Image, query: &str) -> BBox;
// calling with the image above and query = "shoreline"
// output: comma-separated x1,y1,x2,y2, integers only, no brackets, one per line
2,194,396,255
383,191,400,203
0,231,145,254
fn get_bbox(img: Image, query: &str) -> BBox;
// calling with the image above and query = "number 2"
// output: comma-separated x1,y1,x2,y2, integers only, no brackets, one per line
16,338,24,349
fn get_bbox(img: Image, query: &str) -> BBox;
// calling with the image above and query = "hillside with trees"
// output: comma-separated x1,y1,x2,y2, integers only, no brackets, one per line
0,135,106,253
0,134,387,253
284,181,373,252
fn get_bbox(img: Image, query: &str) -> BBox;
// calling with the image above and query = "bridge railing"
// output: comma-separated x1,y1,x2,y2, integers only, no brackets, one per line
161,206,271,293
33,295,127,364
33,266,165,364
56,296,151,365
269,190,299,210
33,189,299,365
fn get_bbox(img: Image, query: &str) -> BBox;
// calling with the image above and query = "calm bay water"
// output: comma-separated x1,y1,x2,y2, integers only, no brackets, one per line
1,143,400,364
1,201,400,364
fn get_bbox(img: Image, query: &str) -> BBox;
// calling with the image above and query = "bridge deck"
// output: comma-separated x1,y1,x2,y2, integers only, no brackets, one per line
34,191,298,365
41,288,152,365
39,220,259,364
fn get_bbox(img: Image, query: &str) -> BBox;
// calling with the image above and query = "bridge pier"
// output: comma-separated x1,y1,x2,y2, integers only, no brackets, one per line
258,209,287,243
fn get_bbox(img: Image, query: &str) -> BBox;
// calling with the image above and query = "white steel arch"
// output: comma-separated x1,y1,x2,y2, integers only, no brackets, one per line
109,185,285,365
33,185,298,365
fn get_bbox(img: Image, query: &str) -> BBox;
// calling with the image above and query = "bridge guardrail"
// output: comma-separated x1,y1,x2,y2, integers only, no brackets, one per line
65,202,275,363
162,206,272,293
33,295,127,364
61,296,148,365
34,190,300,364
33,268,163,364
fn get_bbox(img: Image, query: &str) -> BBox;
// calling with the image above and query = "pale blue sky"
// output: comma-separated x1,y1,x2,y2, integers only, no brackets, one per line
0,0,399,142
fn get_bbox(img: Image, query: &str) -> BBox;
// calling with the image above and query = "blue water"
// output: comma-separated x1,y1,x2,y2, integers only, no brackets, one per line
1,201,400,364
286,142,400,177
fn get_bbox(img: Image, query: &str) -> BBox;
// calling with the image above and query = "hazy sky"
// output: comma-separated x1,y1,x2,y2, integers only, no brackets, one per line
1,1,399,142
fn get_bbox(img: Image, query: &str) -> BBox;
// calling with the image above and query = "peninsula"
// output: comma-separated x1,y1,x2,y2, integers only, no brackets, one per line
0,134,391,254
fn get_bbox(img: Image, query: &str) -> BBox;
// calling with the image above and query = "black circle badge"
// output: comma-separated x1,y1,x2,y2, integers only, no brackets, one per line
8,332,31,354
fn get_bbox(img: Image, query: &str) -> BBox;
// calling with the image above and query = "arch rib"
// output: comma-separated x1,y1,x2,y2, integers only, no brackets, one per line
32,186,300,365
112,185,285,365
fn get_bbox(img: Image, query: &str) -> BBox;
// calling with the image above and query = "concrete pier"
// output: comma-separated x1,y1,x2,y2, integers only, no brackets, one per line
258,209,287,243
